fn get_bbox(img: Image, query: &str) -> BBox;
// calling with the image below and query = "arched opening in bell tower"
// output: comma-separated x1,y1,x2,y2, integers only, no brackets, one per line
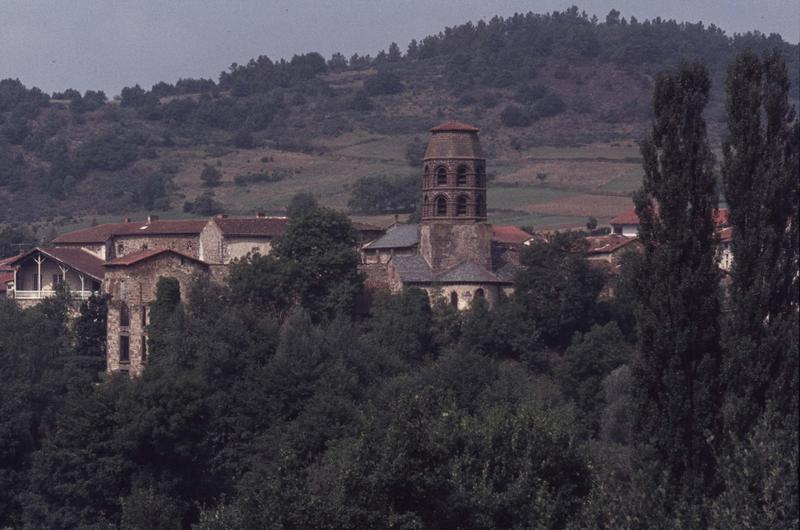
435,195,448,216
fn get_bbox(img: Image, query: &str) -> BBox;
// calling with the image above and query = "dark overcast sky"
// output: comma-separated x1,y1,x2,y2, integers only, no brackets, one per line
1,0,797,96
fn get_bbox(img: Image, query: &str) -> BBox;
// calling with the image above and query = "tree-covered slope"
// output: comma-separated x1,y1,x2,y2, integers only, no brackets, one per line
0,7,796,236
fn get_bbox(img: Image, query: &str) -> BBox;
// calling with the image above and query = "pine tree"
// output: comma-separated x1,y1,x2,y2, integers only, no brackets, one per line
721,49,799,437
631,62,723,493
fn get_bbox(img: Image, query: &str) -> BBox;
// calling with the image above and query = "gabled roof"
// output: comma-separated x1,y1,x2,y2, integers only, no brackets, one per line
5,247,106,280
585,235,639,255
430,121,480,132
364,223,419,250
104,248,208,268
213,217,288,238
492,225,533,245
54,219,208,244
391,254,434,283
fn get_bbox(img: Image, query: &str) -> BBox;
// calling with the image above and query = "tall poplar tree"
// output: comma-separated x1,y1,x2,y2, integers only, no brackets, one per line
721,49,799,436
631,62,723,493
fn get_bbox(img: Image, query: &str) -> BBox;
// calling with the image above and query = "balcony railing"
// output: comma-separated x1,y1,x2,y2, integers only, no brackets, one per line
13,290,97,300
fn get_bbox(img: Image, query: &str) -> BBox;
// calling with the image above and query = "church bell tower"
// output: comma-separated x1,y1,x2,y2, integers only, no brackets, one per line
419,122,492,271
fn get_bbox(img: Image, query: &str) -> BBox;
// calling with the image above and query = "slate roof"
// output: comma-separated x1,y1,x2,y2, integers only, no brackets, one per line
391,255,433,282
391,255,513,285
54,219,208,243
5,247,106,280
104,248,208,268
214,217,287,237
364,224,419,250
436,261,507,283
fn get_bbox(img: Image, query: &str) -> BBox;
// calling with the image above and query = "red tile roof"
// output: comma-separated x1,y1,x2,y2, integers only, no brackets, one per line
5,247,106,280
214,217,288,237
585,235,639,255
53,219,208,244
104,248,208,268
492,225,534,245
430,121,480,133
610,207,730,227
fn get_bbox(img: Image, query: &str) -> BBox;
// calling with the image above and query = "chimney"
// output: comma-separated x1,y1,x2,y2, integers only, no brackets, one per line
147,215,159,223
256,211,267,218
123,217,131,223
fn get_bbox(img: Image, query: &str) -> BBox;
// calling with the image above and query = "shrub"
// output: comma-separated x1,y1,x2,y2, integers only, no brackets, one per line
364,70,404,96
500,105,532,128
200,164,222,187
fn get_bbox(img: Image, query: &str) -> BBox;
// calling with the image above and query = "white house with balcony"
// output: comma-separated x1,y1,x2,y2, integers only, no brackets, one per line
3,247,104,307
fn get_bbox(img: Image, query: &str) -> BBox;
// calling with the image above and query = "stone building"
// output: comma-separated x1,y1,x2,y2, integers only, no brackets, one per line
104,249,209,375
370,121,523,309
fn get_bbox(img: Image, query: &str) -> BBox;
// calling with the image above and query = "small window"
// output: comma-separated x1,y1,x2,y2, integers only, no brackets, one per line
435,196,447,216
120,303,130,327
457,165,468,186
140,306,147,327
475,288,485,299
119,335,130,363
187,242,193,251
450,291,459,308
141,243,148,250
456,196,468,216
436,167,447,186
118,243,124,254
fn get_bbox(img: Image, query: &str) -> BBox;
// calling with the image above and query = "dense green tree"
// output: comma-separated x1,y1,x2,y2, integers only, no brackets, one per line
558,322,631,437
273,207,364,321
630,62,723,496
513,232,605,349
200,163,222,187
285,191,318,219
72,294,108,364
347,174,418,214
721,48,799,439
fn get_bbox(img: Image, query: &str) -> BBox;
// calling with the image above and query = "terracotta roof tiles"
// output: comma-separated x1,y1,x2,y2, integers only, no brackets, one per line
104,248,208,267
5,247,106,280
430,121,480,132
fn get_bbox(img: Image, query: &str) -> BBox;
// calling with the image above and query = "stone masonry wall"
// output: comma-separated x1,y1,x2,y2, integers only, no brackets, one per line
419,223,492,272
104,254,209,375
112,235,199,259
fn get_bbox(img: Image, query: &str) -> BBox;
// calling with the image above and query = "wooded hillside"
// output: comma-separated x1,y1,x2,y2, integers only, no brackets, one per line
0,7,797,239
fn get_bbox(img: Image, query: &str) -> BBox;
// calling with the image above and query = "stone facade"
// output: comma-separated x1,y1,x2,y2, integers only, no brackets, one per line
419,223,492,271
111,234,199,260
104,252,208,375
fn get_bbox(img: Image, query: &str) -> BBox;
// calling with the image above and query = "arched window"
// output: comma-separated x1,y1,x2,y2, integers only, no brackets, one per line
475,288,485,299
436,166,447,186
435,196,447,216
450,291,459,308
457,165,468,186
456,195,468,216
475,195,485,217
119,303,130,327
475,165,485,187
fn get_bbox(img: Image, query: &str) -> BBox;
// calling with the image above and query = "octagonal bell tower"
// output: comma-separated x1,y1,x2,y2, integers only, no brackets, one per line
421,122,487,222
419,122,492,271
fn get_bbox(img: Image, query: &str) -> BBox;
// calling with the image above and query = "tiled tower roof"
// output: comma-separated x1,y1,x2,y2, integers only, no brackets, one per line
424,123,484,160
